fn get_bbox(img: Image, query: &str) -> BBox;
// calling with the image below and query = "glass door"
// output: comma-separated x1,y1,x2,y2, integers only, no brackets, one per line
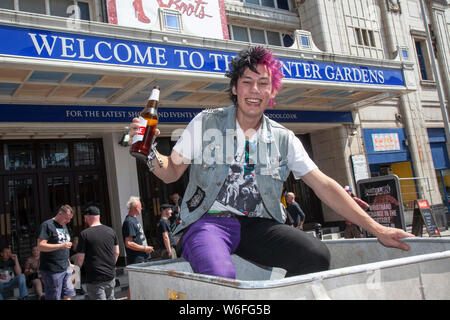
1,175,40,264
42,173,78,235
74,172,110,230
42,172,110,237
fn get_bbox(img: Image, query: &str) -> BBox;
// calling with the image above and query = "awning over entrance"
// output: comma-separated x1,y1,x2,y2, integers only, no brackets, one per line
0,11,416,138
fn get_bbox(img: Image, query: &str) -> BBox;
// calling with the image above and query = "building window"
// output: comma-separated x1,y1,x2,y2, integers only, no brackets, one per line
74,141,101,167
6,0,92,21
49,0,75,18
300,35,310,47
0,0,14,10
267,31,281,46
244,0,290,11
229,25,293,48
282,33,294,47
19,0,46,14
250,28,266,44
230,26,249,42
402,49,408,59
414,40,431,81
160,9,182,32
3,143,36,171
40,142,70,169
354,28,376,47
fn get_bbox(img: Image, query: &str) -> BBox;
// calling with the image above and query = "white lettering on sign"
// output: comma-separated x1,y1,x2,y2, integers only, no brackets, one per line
28,33,169,66
26,32,393,85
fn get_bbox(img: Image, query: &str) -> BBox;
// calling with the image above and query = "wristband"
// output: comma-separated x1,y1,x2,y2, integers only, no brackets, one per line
146,142,163,172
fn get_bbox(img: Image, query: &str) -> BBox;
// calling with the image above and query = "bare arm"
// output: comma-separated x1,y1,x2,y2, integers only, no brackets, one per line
124,236,153,254
37,238,72,253
76,253,85,267
162,232,172,255
12,254,22,276
302,169,414,250
113,245,120,263
129,119,190,183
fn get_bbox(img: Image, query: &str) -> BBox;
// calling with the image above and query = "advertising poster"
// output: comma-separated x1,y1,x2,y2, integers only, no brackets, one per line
106,0,229,40
357,175,406,235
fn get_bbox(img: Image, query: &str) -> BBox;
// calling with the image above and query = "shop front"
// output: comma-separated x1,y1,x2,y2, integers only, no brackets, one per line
363,128,417,209
428,128,450,213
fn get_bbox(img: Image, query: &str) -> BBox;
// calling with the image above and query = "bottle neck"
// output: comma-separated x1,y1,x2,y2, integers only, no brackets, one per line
149,88,160,101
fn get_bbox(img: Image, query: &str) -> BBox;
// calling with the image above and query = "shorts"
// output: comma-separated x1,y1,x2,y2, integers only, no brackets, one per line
40,268,76,300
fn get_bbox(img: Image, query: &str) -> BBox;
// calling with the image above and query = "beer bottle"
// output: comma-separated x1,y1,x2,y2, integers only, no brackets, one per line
130,86,160,162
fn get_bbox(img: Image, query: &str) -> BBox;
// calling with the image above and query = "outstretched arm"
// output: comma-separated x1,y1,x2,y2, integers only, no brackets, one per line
302,169,414,250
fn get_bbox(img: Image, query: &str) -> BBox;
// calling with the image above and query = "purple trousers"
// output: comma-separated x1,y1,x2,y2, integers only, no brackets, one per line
181,214,241,279
181,214,331,279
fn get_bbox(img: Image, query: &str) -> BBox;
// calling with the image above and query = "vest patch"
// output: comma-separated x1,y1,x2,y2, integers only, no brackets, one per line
186,186,206,212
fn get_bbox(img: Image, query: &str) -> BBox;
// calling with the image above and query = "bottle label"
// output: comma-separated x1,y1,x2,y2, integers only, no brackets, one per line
132,116,147,144
149,88,160,101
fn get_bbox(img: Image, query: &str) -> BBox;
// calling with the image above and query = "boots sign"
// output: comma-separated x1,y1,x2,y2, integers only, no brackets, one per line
106,0,229,39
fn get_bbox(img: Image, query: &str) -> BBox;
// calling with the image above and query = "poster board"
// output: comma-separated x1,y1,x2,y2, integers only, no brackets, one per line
351,154,370,183
357,175,406,236
411,200,441,237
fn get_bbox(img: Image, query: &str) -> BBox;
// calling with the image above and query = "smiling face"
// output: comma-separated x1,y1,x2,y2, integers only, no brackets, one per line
232,64,277,123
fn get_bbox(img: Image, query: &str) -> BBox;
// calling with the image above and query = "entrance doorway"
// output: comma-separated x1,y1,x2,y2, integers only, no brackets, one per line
0,139,110,263
0,175,39,264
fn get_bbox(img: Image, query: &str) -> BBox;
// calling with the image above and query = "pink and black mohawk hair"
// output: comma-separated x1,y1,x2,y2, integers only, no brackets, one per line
225,46,284,108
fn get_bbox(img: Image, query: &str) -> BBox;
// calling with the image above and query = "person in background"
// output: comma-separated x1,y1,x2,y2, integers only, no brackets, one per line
37,204,76,300
157,204,177,259
169,193,182,229
122,196,153,265
285,192,306,230
24,246,44,300
0,247,28,300
76,206,119,300
122,196,153,300
343,185,370,238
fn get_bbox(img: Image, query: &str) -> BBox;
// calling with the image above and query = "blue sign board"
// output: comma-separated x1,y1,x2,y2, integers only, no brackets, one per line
0,24,405,86
363,128,411,164
0,104,352,124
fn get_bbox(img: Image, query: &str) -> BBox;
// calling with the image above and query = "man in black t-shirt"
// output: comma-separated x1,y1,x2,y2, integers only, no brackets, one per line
157,204,177,259
285,192,306,229
122,196,153,265
37,204,76,300
76,206,119,300
169,193,182,229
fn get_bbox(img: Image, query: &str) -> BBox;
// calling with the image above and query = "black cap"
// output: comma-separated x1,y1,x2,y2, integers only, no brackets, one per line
84,205,100,216
160,203,172,210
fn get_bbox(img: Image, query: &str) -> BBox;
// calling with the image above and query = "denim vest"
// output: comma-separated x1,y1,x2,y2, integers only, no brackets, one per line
173,105,291,235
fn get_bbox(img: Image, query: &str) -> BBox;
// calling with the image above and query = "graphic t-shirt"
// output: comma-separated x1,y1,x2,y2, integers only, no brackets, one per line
209,124,265,217
173,112,317,217
38,219,71,273
0,258,14,283
122,215,149,261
